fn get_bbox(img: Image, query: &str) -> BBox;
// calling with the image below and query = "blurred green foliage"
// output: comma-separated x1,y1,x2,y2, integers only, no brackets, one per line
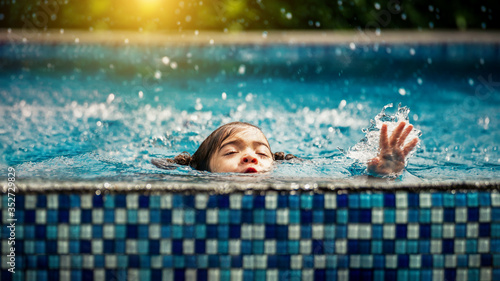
0,0,498,31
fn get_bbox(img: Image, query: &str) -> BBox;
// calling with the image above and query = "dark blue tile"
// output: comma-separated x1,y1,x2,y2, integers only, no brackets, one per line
398,255,409,268
208,255,219,267
218,195,229,208
265,225,276,239
350,270,361,281
195,210,206,223
94,255,105,267
457,255,468,267
127,225,138,239
47,210,58,223
229,210,241,224
183,225,194,238
46,241,57,254
276,226,288,240
241,240,251,254
360,210,371,223
103,240,114,253
348,240,359,254
481,254,492,266
493,208,500,222
420,224,431,238
92,225,103,238
231,256,242,268
172,195,184,208
149,240,160,255
163,256,173,267
408,193,419,207
336,225,347,239
80,240,91,253
276,241,287,254
314,269,326,281
349,194,360,208
422,255,433,267
58,194,69,209
359,241,371,254
267,255,277,268
278,195,288,208
184,195,195,208
254,195,265,208
115,194,126,207
229,225,241,238
82,270,94,281
313,240,323,254
303,255,314,268
324,210,336,223
348,209,360,223
218,225,229,239
35,225,46,238
443,208,455,222
161,210,172,224
172,240,183,254
81,209,92,223
468,208,479,221
384,270,397,281
374,255,385,268
455,223,466,237
313,194,324,209
455,193,466,206
92,195,103,208
185,256,196,268
301,210,312,224
337,255,349,268
383,240,394,253
301,225,312,239
37,195,46,208
206,225,217,238
197,269,207,281
479,192,491,206
384,194,395,207
480,223,490,237
195,240,205,254
431,193,443,207
396,224,407,239
48,270,59,281
444,269,456,281
241,210,253,223
174,269,185,281
149,210,159,223
138,195,149,208
337,194,348,208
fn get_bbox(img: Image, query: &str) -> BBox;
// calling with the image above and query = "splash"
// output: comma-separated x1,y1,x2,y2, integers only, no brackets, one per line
345,103,422,165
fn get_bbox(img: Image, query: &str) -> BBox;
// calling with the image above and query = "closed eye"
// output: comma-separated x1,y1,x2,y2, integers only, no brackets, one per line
224,151,237,156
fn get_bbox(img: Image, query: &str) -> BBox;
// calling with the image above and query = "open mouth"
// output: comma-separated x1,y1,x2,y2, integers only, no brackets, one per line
244,167,258,173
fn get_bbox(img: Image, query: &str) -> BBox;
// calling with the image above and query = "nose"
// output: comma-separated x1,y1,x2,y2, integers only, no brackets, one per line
242,155,258,164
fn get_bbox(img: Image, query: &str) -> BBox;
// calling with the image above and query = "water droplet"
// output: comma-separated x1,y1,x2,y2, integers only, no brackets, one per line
427,58,432,64
398,88,406,96
209,39,214,45
481,6,486,12
409,48,415,55
194,30,199,35
170,62,178,69
428,5,434,12
349,42,356,50
413,114,418,121
339,99,347,109
195,98,203,110
286,12,292,20
479,58,484,65
185,15,192,22
417,78,423,85
97,121,102,127
375,28,381,36
60,29,64,34
138,91,144,98
468,78,474,86
0,14,4,20
429,22,434,29
245,93,253,102
221,92,227,100
124,38,129,44
154,70,162,79
238,65,246,75
401,13,407,20
75,38,79,43
262,31,268,38
162,56,170,65
107,93,115,103
315,21,321,27
374,3,381,10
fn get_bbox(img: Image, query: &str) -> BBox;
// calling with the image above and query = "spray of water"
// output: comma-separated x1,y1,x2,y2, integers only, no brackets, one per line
345,103,422,166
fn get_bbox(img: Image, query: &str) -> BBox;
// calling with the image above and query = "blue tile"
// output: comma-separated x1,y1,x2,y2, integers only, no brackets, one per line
408,193,419,207
242,195,253,209
276,241,287,254
253,209,265,223
313,194,324,209
172,195,184,208
373,255,385,268
94,255,104,267
265,210,276,224
360,210,371,223
467,193,479,207
47,210,58,223
431,193,443,207
104,209,115,223
163,256,173,267
254,195,265,208
229,210,241,224
384,194,395,207
455,223,466,237
348,209,360,223
289,195,300,209
92,225,103,238
443,208,455,222
240,240,251,254
359,241,370,254
468,208,479,221
302,255,313,268
25,210,35,223
58,195,70,209
161,210,172,224
336,225,347,238
384,209,395,223
172,239,183,254
265,224,276,239
479,192,491,206
419,209,431,223
349,194,360,208
229,225,240,238
348,240,359,254
301,194,313,209
337,255,349,268
396,225,407,238
443,239,454,254
277,195,288,208
138,195,149,208
301,210,312,224
457,254,468,267
81,210,92,223
383,240,395,253
422,255,432,267
218,225,229,239
301,225,312,239
289,210,300,224
149,209,160,223
174,269,185,281
443,193,455,207
183,225,194,238
372,240,383,254
312,210,324,223
115,225,126,239
267,255,277,268
337,194,348,208
420,224,431,238
37,195,46,208
456,193,467,206
92,195,103,208
185,256,196,268
371,194,384,207
288,241,299,254
324,210,336,223
115,194,126,207
184,195,195,208
337,209,348,224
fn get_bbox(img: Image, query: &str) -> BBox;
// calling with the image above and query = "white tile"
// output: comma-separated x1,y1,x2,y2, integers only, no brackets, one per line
467,223,479,238
277,209,289,225
431,209,443,223
314,255,326,268
350,255,360,268
312,224,324,239
443,224,455,238
160,195,172,208
115,209,126,224
149,224,160,239
58,224,69,239
127,194,138,209
396,192,408,208
456,269,468,281
229,240,240,255
288,224,300,240
454,239,466,253
57,241,68,254
255,255,267,269
163,269,174,281
445,255,456,268
253,224,265,240
324,193,336,209
160,239,171,254
25,195,36,209
126,240,137,254
407,224,419,239
348,224,359,239
82,195,94,209
172,209,184,224
302,270,313,281
300,240,311,254
480,268,492,281
359,224,371,239
127,269,139,281
206,240,217,255
360,255,373,268
80,224,92,239
241,224,252,239
430,240,442,254
420,194,431,208
243,256,254,269
338,270,349,281
205,209,218,224
291,255,302,269
103,224,115,239
92,240,103,254
383,224,395,239
183,240,194,254
185,269,197,281
410,255,421,268
396,209,408,223
137,209,149,224
265,240,276,255
455,208,467,223
432,269,444,281
82,255,94,269
231,269,243,281
478,238,490,253
92,209,104,224
265,193,277,209
94,270,105,281
151,255,162,268
469,254,480,267
372,209,383,224
36,209,46,224
385,255,397,268
229,194,242,209
480,207,491,222
336,239,347,254
491,193,500,206
196,194,208,209
47,194,58,209
266,269,278,281
60,270,70,280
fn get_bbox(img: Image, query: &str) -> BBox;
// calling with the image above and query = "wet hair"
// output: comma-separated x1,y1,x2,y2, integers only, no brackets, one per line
152,121,297,172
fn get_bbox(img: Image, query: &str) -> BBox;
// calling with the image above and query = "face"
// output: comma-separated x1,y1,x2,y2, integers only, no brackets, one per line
209,127,274,173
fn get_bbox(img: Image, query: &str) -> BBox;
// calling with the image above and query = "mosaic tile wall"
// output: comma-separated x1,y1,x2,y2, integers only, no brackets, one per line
1,191,500,281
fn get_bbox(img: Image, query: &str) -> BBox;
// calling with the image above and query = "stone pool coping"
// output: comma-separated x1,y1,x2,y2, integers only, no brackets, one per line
1,29,500,45
3,179,500,194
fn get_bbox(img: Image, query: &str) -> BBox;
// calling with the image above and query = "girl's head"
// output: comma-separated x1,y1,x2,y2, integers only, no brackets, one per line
156,122,296,173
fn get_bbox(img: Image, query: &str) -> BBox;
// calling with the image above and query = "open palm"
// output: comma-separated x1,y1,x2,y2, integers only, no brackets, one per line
367,122,419,176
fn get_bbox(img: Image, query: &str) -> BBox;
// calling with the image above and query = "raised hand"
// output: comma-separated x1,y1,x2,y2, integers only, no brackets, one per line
367,122,419,176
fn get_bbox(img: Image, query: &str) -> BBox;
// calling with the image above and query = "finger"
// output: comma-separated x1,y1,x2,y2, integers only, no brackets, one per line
397,124,414,147
402,138,419,157
389,122,406,147
379,124,389,150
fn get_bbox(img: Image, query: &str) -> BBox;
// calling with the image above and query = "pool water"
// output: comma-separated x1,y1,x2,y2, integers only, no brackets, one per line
0,42,499,183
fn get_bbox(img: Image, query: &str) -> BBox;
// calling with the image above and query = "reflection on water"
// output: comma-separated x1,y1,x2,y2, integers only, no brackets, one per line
0,42,499,183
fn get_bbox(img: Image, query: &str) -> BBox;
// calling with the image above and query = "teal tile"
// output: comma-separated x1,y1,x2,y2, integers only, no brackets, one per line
289,210,300,224
443,193,455,207
337,209,348,224
301,194,313,209
149,196,161,208
468,193,479,207
349,194,360,208
372,194,384,207
419,209,431,223
360,194,371,208
384,209,395,223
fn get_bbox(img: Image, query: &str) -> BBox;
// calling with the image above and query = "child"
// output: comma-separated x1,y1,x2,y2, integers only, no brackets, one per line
152,121,419,177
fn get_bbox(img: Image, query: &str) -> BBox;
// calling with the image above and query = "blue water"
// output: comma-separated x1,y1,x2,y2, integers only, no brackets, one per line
0,42,499,182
